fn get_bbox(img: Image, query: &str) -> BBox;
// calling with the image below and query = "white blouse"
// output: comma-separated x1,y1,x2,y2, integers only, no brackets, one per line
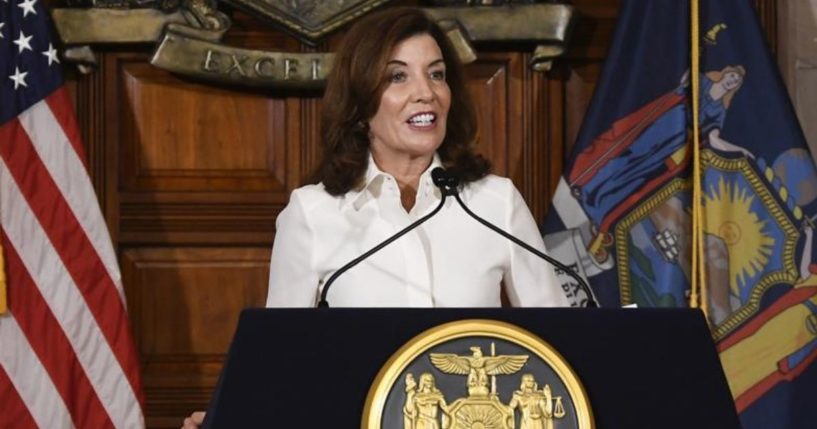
265,155,569,308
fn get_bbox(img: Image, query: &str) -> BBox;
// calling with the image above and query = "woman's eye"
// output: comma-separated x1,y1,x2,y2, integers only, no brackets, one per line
389,72,407,83
430,70,446,80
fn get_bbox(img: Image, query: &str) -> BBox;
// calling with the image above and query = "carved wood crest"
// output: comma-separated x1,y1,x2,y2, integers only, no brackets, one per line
220,0,392,45
51,0,575,89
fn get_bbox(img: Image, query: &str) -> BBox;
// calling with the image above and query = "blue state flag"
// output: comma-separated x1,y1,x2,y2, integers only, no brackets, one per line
543,0,817,427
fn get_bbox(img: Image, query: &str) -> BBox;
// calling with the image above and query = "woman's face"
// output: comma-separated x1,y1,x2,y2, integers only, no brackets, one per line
368,34,451,164
722,71,743,90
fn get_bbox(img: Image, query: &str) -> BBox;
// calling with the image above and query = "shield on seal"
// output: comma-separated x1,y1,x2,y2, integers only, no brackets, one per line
615,150,801,339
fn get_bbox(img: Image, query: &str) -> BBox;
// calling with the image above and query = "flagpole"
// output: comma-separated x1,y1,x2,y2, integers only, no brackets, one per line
689,0,709,320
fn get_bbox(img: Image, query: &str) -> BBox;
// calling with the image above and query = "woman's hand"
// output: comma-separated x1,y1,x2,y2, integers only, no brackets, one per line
181,411,206,429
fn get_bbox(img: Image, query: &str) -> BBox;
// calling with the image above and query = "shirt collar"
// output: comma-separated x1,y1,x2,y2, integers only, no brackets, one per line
344,153,443,211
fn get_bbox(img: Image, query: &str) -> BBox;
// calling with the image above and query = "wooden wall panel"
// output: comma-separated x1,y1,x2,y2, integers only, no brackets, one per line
121,247,270,427
119,62,288,192
527,61,564,221
465,55,515,176
462,53,560,222
104,53,309,246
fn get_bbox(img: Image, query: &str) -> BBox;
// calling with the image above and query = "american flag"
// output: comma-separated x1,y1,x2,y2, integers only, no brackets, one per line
0,0,145,427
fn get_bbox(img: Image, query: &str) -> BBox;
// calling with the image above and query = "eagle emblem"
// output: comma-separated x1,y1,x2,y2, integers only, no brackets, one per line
430,346,528,397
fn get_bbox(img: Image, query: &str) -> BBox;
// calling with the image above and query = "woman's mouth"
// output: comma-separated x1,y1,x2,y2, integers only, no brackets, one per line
407,112,437,128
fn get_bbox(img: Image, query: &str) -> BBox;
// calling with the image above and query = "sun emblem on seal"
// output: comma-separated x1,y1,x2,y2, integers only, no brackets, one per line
703,176,775,295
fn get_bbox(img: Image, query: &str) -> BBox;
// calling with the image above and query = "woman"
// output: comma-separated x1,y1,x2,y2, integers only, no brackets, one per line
265,7,568,308
183,7,567,428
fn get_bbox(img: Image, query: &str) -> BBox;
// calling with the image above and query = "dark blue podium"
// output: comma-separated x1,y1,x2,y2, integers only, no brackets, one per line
203,308,740,428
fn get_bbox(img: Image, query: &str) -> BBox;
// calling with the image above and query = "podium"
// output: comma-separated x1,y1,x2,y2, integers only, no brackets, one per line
203,308,740,428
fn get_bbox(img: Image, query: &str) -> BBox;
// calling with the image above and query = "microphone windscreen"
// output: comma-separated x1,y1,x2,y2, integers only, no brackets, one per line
432,167,460,189
431,167,448,187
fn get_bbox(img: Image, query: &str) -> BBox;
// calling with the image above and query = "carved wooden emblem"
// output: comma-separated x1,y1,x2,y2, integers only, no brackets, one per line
222,0,394,45
50,1,575,88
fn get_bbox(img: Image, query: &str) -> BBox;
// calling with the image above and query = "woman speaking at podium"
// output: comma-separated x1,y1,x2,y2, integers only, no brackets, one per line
265,7,569,309
183,6,568,428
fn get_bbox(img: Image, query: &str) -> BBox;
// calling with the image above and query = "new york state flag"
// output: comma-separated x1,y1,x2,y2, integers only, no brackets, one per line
543,0,817,427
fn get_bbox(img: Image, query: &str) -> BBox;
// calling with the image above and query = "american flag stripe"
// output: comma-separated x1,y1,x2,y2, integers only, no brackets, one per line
2,0,144,426
0,315,74,429
45,87,89,169
0,117,143,397
0,365,40,429
3,230,116,428
0,159,143,428
20,93,123,299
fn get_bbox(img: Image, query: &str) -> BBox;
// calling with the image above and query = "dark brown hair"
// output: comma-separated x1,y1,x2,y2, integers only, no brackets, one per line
319,7,490,195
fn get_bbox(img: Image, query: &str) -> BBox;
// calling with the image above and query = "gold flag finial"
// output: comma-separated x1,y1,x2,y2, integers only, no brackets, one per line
704,23,727,45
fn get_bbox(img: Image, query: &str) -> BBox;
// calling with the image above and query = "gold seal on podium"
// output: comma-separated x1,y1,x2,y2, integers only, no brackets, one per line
362,319,594,429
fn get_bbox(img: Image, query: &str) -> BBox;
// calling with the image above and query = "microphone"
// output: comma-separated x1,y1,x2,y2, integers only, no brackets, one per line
317,178,452,308
431,167,598,308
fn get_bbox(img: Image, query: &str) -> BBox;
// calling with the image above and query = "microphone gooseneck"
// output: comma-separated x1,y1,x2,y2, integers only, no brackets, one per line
434,168,598,308
317,176,450,308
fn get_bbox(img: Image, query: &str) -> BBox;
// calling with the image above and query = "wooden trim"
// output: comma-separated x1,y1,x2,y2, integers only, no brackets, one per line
72,55,116,243
754,0,778,55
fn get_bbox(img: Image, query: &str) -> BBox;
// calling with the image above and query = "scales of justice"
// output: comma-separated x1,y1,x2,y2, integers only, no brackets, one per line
402,343,566,429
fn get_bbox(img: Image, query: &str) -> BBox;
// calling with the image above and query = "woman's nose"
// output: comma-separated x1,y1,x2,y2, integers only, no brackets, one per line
411,77,434,102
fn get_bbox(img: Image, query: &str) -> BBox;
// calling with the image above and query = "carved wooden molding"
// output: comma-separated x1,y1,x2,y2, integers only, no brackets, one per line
754,0,778,54
52,3,576,89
